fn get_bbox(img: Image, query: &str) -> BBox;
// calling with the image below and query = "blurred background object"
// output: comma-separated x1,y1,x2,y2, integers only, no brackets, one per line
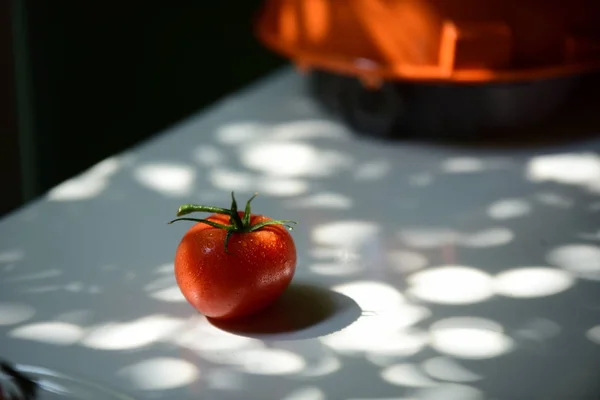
1,1,285,217
255,0,600,139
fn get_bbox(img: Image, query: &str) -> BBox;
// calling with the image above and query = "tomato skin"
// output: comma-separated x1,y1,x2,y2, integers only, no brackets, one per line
174,211,297,319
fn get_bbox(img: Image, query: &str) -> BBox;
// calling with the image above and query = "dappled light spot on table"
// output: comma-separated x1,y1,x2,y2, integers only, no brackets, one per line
313,221,380,248
192,145,226,166
268,119,350,141
579,230,600,241
8,322,85,346
514,318,561,342
415,383,484,400
117,357,200,391
149,286,186,303
22,285,61,294
536,192,574,208
81,315,186,351
585,325,600,345
55,310,92,325
406,266,494,305
296,355,341,377
421,357,483,383
488,198,532,220
397,227,458,249
381,363,438,388
46,156,122,201
209,168,256,192
546,244,600,280
240,141,352,177
230,348,306,375
353,160,392,181
173,317,261,356
216,122,267,145
493,267,575,298
153,263,174,275
145,274,186,303
323,323,429,357
286,192,353,209
0,249,24,263
209,168,310,196
388,250,428,273
442,157,487,173
323,282,430,354
310,262,363,276
133,163,196,197
286,95,322,115
409,172,434,187
0,302,35,326
205,368,245,391
458,228,514,248
526,153,600,191
429,318,514,359
256,176,310,197
282,386,326,400
5,269,63,283
365,328,430,359
331,281,404,311
310,247,361,264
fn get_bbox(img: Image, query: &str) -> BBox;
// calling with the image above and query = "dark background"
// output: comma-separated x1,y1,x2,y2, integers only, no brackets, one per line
0,1,285,217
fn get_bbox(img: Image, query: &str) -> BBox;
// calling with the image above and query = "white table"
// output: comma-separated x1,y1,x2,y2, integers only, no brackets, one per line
2,66,600,400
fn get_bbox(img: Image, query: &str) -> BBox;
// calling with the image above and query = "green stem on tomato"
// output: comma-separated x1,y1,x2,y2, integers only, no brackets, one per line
168,191,297,252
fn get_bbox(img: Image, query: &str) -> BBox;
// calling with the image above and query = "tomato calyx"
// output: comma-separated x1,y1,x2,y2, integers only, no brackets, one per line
168,192,297,252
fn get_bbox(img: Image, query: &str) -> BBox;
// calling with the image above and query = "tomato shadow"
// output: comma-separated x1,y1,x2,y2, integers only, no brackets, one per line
207,282,361,341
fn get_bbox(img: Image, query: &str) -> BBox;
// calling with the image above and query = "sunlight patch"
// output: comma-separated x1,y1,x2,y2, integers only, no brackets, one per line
192,145,226,166
282,386,326,400
47,156,122,201
381,363,438,388
388,250,428,273
354,160,392,180
488,199,531,220
458,228,514,248
269,119,350,140
421,357,483,382
527,153,600,190
429,318,514,359
82,315,186,350
9,322,84,345
296,356,341,377
310,262,363,276
585,326,600,345
286,192,353,209
494,267,574,298
134,163,195,197
415,384,484,400
398,228,458,249
406,266,494,304
216,122,267,145
118,358,199,390
240,141,351,178
313,221,380,248
232,348,306,375
547,244,600,280
0,303,35,326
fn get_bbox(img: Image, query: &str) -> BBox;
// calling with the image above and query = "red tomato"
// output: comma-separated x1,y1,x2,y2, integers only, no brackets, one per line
170,193,297,320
